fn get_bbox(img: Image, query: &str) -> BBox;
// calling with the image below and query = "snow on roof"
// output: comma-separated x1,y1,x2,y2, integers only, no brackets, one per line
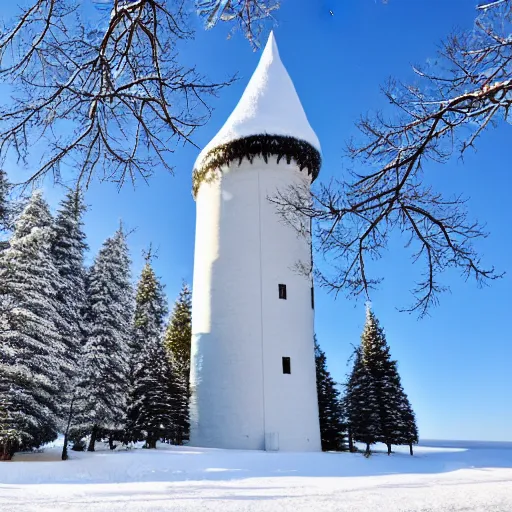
194,31,320,170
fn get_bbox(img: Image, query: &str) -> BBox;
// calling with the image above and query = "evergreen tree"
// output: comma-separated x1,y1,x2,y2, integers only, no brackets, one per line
74,227,133,452
0,170,10,235
51,189,88,460
344,346,380,454
315,337,347,451
396,389,419,456
163,283,192,444
345,306,419,456
127,260,173,448
0,192,66,459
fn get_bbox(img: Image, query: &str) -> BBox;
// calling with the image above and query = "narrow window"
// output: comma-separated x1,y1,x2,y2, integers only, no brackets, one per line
278,284,287,300
282,357,291,374
311,286,315,309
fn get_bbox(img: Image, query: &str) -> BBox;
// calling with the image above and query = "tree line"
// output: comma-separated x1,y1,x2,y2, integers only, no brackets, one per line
0,179,192,460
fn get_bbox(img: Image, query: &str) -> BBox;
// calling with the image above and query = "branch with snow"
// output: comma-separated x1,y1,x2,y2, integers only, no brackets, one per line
273,1,511,317
0,0,233,188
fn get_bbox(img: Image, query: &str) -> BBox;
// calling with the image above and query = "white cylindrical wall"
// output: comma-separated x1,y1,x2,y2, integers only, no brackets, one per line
189,157,321,452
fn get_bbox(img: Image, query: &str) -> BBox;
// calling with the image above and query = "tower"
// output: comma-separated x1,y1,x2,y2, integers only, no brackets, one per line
189,32,322,452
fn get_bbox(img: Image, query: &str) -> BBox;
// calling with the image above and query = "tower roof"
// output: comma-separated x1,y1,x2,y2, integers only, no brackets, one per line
194,32,321,172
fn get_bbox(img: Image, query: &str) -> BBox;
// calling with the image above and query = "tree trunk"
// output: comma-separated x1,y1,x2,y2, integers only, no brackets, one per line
87,426,98,452
108,433,116,451
365,443,370,455
0,441,15,461
409,442,414,456
62,433,69,461
61,393,76,460
348,429,354,453
386,442,392,455
146,437,157,449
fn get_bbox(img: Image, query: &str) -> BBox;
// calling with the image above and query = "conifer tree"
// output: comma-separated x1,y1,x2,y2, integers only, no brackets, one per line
0,170,10,235
315,337,347,451
0,192,66,459
344,347,380,455
51,189,88,460
396,390,419,456
163,283,192,444
346,306,419,455
127,259,173,448
74,227,133,452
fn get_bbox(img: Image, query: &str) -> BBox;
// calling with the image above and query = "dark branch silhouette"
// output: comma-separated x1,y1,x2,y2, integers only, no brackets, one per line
0,0,235,188
273,0,510,316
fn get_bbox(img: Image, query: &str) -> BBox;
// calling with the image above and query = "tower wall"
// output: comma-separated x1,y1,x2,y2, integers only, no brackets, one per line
189,157,321,451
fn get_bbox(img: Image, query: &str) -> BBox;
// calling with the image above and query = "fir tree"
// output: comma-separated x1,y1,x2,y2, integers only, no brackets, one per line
344,346,380,454
163,283,192,444
315,337,347,451
51,189,88,460
0,170,10,235
0,192,66,459
396,389,419,456
127,259,173,448
74,227,133,452
360,307,401,454
350,306,418,455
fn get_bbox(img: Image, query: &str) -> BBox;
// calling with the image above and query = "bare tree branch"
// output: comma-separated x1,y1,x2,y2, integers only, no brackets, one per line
273,1,510,317
0,0,234,189
196,0,279,49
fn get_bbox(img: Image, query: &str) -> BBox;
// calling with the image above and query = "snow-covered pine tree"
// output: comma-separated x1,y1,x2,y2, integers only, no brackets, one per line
344,346,380,455
360,306,417,455
51,189,88,460
396,389,419,456
127,259,174,448
315,337,347,451
163,283,192,444
74,227,134,452
0,191,66,459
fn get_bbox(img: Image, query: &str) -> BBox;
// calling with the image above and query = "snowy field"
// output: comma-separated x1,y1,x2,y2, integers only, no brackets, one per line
1,440,512,512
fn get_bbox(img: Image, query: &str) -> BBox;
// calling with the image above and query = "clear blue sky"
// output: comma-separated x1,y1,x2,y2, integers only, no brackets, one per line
3,0,511,442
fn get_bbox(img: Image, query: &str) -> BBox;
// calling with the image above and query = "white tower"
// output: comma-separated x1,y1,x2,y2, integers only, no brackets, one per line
189,33,322,452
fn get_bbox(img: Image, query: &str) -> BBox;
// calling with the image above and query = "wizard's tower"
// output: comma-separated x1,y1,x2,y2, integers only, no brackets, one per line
189,33,321,452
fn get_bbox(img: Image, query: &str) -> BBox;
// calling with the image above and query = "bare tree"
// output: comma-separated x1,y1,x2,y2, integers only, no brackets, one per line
0,0,244,189
196,0,279,48
275,1,510,316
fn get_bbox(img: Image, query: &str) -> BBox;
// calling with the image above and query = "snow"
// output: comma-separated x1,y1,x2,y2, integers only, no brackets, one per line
1,440,512,511
194,32,321,171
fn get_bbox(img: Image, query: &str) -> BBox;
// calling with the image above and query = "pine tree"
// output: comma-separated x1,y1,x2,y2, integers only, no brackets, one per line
352,306,418,455
0,170,10,235
315,337,347,451
163,283,192,444
396,389,419,456
127,259,174,448
0,192,66,459
74,227,133,452
344,346,380,454
51,189,88,460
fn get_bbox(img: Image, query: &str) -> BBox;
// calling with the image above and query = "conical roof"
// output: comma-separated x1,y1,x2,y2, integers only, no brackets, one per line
194,32,320,171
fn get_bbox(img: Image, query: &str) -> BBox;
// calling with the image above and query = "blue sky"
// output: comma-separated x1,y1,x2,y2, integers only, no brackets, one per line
2,0,511,442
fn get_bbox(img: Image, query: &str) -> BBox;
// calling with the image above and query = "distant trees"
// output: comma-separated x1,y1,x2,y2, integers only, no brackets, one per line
344,307,418,455
314,337,347,451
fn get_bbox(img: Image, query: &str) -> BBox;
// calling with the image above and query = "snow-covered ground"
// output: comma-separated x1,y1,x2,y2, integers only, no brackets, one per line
1,440,511,511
